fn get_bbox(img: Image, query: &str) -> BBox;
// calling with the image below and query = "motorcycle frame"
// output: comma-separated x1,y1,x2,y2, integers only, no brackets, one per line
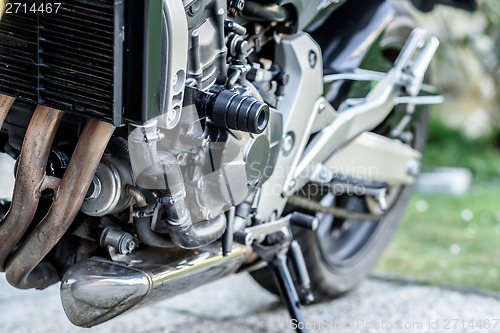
257,0,439,218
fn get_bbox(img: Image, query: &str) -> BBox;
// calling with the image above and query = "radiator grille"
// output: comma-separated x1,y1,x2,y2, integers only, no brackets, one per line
0,0,120,124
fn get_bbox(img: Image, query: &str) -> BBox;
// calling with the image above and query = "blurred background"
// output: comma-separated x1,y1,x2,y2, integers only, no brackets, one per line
376,0,500,291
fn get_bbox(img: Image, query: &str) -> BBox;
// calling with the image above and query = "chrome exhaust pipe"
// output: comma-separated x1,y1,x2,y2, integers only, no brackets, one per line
60,244,252,327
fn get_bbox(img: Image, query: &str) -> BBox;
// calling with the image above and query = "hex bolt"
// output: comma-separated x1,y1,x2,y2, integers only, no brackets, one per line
235,39,250,57
85,175,101,200
100,228,135,255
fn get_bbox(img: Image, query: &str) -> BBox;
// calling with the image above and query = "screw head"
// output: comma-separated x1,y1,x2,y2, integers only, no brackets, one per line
188,1,202,16
126,240,135,253
309,50,317,68
168,108,176,121
318,102,326,113
282,132,295,155
236,39,250,55
172,72,178,86
319,168,330,182
407,159,421,177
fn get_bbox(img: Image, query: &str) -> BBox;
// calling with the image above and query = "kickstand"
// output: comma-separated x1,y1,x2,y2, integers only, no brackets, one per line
253,234,315,331
270,251,309,333
239,212,318,332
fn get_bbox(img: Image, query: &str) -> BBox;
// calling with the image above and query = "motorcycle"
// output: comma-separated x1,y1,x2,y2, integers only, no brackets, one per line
0,0,476,332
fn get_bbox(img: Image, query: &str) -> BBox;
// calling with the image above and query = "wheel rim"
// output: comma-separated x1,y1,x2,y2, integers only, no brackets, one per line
312,104,424,269
314,194,379,267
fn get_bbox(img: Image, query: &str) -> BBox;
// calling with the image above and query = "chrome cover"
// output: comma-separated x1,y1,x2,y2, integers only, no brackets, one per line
60,245,252,327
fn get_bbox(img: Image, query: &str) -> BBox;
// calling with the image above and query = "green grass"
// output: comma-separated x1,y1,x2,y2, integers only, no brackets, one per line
336,31,500,291
375,112,500,291
423,116,500,183
376,185,500,291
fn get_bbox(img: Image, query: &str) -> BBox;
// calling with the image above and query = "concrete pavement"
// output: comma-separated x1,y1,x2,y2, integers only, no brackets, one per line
1,272,500,333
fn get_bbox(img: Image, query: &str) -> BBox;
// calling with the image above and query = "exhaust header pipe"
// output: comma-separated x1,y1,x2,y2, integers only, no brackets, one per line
0,0,8,21
60,244,252,327
0,94,15,128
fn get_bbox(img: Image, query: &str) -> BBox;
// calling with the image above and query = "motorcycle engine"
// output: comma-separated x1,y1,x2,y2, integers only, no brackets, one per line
0,0,287,293
124,0,281,226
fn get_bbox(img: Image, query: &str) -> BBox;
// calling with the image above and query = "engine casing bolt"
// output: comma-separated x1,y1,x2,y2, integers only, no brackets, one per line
100,228,135,255
309,50,318,68
282,132,295,155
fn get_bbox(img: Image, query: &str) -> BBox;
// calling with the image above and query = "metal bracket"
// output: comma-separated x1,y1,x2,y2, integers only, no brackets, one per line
284,28,439,195
234,212,318,246
161,0,189,129
256,33,324,219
